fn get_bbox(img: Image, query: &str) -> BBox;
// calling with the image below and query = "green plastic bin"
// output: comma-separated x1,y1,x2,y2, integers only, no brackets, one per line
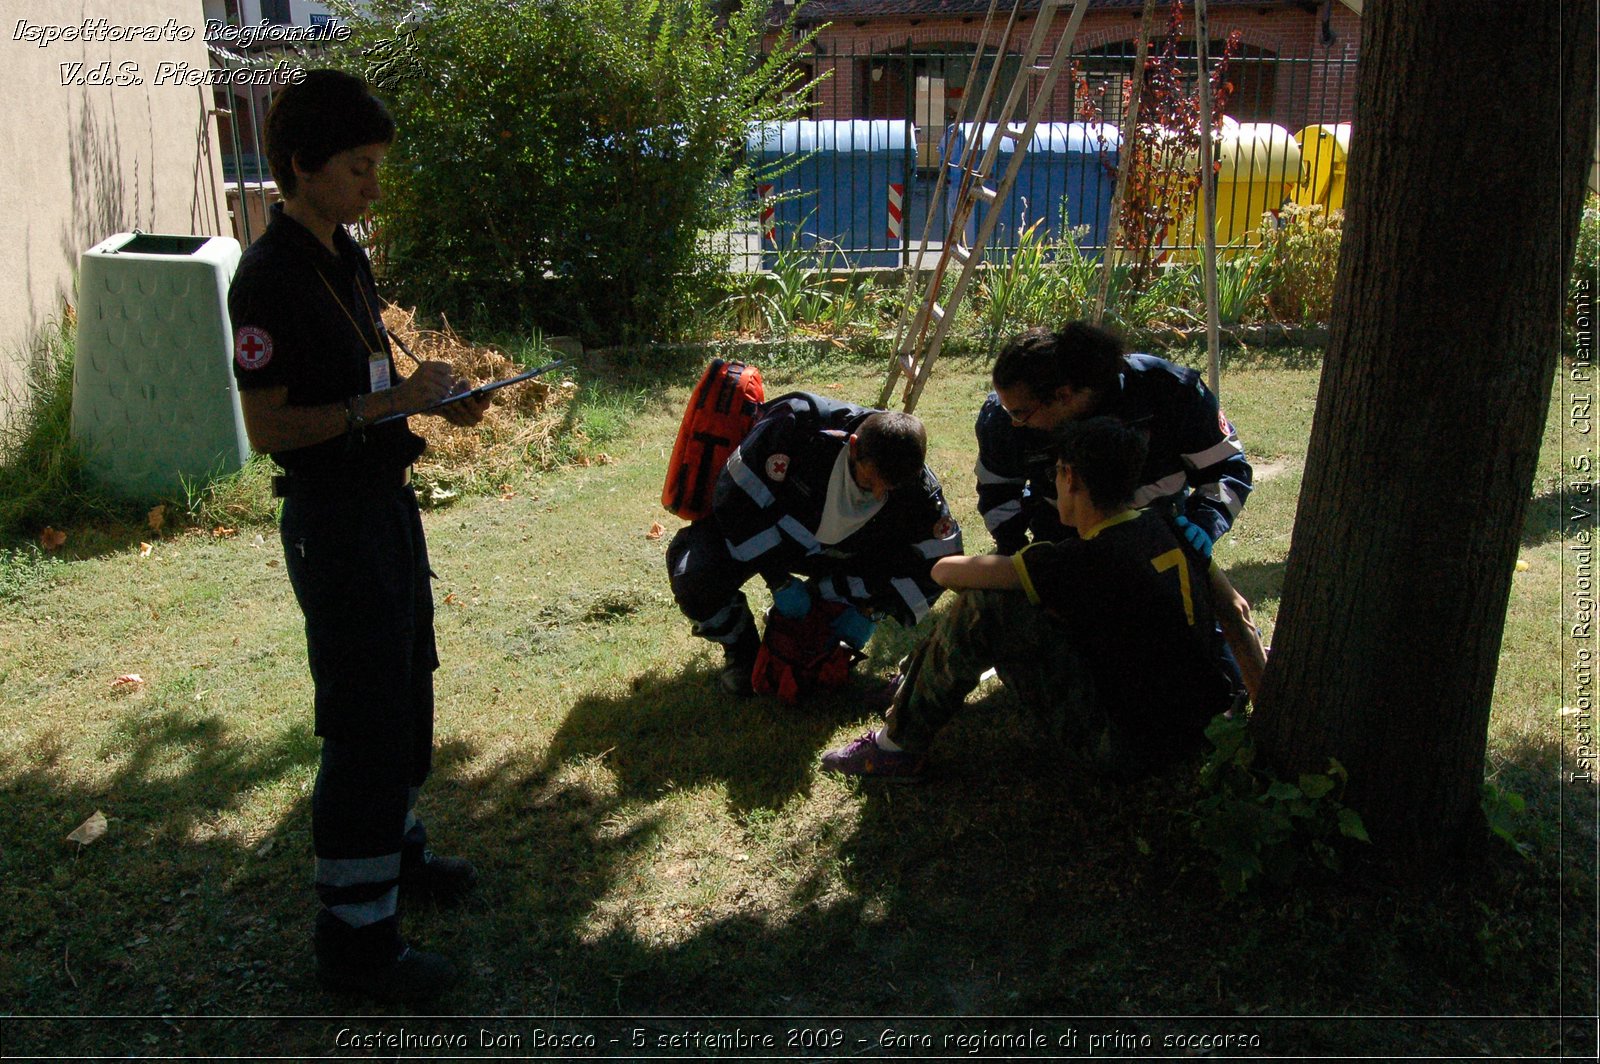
72,232,247,499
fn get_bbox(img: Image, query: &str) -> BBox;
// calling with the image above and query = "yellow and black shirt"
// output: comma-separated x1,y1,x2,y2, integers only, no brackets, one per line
1014,508,1233,756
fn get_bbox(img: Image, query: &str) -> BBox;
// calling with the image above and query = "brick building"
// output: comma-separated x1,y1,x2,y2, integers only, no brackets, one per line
764,1,1361,141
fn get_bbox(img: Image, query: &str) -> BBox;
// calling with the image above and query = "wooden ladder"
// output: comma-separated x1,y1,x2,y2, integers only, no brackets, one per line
879,0,1090,414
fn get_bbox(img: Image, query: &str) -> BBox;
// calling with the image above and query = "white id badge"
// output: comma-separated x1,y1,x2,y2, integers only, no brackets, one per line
368,353,392,392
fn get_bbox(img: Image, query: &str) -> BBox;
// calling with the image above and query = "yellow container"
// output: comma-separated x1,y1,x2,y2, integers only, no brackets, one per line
1167,121,1303,256
1291,122,1351,213
1212,122,1303,245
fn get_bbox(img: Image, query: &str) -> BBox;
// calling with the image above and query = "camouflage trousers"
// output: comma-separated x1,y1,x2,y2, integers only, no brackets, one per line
883,588,1125,772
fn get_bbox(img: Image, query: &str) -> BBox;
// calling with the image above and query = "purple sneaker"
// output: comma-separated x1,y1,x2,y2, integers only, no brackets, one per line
820,730,926,779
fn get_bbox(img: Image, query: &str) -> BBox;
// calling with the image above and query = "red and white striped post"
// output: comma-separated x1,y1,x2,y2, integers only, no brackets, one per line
757,183,776,247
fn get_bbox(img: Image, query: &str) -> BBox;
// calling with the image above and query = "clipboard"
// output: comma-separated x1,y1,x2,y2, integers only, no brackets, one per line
371,358,567,426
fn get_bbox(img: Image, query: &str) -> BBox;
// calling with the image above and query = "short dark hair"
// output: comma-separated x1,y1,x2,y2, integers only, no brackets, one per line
992,321,1125,400
265,69,395,197
1051,416,1148,511
854,411,927,487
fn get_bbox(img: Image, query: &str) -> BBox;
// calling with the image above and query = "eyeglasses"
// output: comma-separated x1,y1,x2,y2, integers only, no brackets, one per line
1001,403,1040,426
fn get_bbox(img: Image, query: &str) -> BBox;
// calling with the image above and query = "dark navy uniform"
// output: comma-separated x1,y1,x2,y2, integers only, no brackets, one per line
229,203,435,955
668,393,963,649
975,354,1253,553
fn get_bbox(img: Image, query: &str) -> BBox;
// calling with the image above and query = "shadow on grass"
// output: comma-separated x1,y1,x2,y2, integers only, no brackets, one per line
1224,558,1288,609
0,701,320,1040
1521,487,1565,548
3,665,1593,1060
547,663,869,815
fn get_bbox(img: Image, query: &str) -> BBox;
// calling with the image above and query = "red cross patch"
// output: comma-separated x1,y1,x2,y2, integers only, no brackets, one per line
1217,406,1232,435
765,454,790,482
234,326,273,370
933,516,955,539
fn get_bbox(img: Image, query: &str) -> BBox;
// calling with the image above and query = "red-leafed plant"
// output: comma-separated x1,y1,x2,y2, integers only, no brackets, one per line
1114,2,1241,290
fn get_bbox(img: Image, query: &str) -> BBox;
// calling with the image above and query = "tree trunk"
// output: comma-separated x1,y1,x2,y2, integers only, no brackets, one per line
1252,0,1596,875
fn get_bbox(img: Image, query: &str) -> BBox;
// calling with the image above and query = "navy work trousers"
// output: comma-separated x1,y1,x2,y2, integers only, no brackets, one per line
281,482,437,936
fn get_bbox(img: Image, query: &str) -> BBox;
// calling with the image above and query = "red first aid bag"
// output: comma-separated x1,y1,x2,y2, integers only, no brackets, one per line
751,602,863,705
662,359,765,521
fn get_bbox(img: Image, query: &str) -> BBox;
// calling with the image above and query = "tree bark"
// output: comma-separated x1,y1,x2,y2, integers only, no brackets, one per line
1251,0,1596,875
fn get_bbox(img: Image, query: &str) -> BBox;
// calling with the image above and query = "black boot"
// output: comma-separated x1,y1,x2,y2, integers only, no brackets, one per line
400,849,478,906
314,911,456,1002
719,626,761,696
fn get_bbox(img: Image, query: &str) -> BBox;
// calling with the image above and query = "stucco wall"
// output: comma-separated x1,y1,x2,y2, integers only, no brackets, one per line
0,1,228,428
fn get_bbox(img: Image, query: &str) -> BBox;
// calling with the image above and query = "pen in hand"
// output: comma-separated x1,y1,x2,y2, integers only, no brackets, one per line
391,331,468,395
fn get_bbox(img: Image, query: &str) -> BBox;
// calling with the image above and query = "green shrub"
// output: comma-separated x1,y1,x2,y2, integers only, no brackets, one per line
717,232,858,337
1211,241,1276,325
1258,202,1343,326
1191,713,1370,894
977,219,1061,352
326,0,817,345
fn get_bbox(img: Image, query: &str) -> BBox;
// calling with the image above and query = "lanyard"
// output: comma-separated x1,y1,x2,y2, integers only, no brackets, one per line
315,266,387,361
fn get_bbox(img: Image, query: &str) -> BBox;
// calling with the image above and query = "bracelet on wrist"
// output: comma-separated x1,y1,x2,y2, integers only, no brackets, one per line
345,393,369,431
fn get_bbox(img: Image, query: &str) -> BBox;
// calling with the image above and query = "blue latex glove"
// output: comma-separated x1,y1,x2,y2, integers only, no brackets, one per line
771,578,812,620
1174,513,1214,559
830,606,877,650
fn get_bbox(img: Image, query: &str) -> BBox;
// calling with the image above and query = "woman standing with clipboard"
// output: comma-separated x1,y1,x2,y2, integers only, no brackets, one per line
229,70,488,1002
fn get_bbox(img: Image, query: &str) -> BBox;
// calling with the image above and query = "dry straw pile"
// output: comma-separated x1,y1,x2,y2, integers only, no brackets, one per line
381,304,581,486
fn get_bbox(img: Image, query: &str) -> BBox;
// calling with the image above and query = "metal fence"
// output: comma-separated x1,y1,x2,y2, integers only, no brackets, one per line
209,40,1357,271
739,41,1357,270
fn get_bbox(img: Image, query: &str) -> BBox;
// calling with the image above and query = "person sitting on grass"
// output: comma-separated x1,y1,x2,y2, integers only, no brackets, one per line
667,393,962,695
821,416,1237,780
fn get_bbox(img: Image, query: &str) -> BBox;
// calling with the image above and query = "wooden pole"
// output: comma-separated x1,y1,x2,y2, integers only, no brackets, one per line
1091,0,1158,328
1194,0,1222,395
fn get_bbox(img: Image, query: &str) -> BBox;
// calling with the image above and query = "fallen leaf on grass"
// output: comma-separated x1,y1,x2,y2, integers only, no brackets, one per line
111,674,145,691
646,522,665,540
139,542,153,558
443,593,459,606
39,527,66,552
211,526,237,539
67,811,108,846
147,505,166,533
1515,559,1529,572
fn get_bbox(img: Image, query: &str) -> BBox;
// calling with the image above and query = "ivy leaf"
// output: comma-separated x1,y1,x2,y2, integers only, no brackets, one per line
1298,773,1335,800
1216,849,1263,894
1266,780,1302,801
1337,807,1370,843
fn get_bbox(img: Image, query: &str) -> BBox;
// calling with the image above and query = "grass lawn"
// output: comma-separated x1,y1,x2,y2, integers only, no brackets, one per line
0,346,1591,1058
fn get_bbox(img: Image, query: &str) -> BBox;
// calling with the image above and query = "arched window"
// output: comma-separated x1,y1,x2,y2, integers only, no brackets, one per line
1074,39,1278,125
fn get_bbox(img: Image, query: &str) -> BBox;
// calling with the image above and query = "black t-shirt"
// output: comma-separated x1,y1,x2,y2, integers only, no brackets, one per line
228,203,424,476
1013,508,1233,760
